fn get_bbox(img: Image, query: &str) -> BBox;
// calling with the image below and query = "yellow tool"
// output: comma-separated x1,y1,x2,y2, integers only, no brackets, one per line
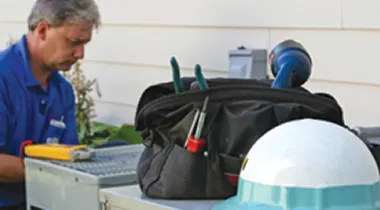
24,143,95,161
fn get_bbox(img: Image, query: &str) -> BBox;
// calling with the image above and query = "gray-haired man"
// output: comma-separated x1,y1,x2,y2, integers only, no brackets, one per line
0,0,100,209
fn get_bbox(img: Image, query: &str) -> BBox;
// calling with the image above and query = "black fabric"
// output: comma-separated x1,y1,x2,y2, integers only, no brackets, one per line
134,77,346,200
0,204,40,210
0,205,23,210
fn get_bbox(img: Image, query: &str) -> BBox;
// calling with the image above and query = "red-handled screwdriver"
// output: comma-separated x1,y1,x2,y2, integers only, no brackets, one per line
184,109,200,148
186,97,209,152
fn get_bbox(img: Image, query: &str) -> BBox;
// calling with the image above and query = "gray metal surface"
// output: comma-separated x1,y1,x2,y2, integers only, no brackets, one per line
228,47,268,79
99,185,221,210
49,144,142,177
25,144,145,210
352,126,380,145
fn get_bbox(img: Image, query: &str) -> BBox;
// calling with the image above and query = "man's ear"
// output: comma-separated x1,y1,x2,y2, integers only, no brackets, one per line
35,21,50,41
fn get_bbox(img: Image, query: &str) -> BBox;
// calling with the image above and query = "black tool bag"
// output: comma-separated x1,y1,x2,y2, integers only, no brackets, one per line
134,77,345,200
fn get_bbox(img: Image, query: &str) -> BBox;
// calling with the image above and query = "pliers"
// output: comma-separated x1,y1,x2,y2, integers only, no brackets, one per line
170,57,184,94
170,56,209,93
194,64,209,90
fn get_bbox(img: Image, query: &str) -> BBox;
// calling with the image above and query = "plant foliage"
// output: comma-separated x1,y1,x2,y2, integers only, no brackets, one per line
62,62,101,143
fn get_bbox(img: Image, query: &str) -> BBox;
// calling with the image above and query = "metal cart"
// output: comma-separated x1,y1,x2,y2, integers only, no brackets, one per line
99,185,221,210
25,144,144,210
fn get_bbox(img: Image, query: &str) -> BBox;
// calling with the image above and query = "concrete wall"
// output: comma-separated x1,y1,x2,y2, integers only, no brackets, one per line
1,0,379,127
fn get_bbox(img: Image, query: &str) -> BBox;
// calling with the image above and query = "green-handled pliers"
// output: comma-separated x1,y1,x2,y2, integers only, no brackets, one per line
170,56,184,94
170,56,209,92
194,64,209,90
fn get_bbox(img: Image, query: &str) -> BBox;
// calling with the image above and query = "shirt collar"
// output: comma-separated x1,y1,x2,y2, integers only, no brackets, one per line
13,34,62,88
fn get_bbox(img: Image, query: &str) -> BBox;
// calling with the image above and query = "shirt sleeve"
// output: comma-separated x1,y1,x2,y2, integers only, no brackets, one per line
60,86,79,145
0,78,9,152
0,112,8,152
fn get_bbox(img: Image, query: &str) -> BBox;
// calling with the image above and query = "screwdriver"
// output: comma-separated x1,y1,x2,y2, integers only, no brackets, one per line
186,97,209,153
184,109,200,148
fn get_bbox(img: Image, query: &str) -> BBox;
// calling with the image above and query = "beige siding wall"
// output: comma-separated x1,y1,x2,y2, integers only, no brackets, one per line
0,0,379,127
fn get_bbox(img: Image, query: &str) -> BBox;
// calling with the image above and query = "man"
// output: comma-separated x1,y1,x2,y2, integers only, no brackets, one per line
0,0,100,209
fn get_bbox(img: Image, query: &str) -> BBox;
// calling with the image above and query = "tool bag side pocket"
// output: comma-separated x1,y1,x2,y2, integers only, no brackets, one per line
145,142,234,199
137,102,235,199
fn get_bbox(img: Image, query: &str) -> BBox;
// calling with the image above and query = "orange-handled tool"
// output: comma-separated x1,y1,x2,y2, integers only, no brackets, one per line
186,97,209,152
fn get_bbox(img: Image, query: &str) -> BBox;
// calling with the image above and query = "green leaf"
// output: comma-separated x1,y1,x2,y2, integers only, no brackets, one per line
78,121,142,146
108,124,142,144
92,121,118,136
91,139,109,146
78,123,86,143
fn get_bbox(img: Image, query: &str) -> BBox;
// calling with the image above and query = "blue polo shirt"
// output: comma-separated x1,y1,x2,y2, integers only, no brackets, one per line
0,35,79,207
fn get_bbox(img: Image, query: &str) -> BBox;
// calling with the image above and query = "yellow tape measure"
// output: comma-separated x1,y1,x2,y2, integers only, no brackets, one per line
24,143,94,161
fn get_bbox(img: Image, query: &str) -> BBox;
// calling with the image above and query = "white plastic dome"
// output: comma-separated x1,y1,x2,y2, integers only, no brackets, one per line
240,119,379,187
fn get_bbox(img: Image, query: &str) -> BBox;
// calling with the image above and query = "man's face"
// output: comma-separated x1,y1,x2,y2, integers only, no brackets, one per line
36,20,93,71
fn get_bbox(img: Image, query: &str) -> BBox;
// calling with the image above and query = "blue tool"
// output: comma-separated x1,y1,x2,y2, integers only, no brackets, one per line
170,56,184,93
270,39,312,89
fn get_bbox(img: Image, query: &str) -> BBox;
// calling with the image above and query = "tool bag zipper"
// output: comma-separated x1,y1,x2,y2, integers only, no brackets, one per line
135,84,343,130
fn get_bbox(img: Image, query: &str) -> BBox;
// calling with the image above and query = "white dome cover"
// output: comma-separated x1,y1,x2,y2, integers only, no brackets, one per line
240,119,379,188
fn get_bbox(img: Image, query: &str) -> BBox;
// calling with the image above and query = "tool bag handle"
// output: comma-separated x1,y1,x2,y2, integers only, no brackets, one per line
135,78,343,131
135,77,311,118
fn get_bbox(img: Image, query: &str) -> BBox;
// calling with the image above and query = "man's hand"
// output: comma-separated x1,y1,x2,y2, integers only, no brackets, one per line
0,154,25,183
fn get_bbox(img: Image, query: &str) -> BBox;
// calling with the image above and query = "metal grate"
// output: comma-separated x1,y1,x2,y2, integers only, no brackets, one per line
48,145,144,177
